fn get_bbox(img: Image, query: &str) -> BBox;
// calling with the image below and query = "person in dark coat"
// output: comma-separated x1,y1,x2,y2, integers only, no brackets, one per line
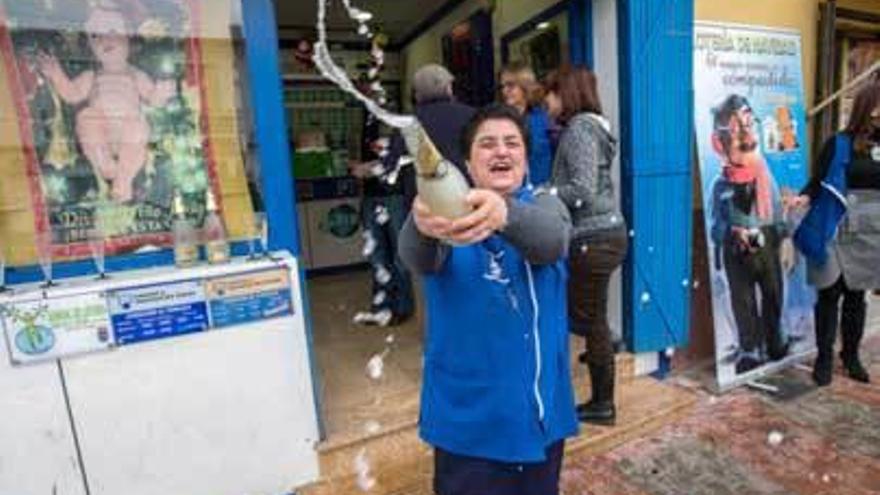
790,80,880,386
399,64,476,208
350,64,474,326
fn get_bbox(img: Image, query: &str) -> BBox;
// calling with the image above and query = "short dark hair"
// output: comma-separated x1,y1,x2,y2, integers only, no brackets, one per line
542,64,602,122
460,103,531,159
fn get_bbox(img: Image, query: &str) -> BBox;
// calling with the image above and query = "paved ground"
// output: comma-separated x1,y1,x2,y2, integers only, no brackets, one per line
561,309,880,495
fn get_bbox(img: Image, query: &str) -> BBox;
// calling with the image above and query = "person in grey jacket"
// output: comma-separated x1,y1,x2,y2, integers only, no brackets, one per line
543,64,627,425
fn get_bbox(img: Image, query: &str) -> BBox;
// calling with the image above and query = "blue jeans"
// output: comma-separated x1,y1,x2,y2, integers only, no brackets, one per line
361,194,414,320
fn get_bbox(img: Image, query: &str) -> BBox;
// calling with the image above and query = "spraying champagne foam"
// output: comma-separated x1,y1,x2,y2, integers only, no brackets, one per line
313,0,471,219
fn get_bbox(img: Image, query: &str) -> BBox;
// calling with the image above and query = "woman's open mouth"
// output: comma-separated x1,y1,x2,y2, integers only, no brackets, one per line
489,162,513,173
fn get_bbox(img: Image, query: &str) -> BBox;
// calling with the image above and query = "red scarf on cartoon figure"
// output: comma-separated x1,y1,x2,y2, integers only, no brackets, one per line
723,152,773,221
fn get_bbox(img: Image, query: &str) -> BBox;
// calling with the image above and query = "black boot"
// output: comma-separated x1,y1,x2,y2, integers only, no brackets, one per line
840,292,870,383
577,362,616,425
813,353,834,387
813,328,835,387
812,287,839,387
840,352,870,383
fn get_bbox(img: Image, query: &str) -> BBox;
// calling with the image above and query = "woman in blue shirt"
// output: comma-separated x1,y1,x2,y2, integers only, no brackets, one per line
399,104,578,495
499,62,556,185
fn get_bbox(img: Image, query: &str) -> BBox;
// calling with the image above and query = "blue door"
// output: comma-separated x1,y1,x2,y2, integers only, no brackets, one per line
617,0,694,352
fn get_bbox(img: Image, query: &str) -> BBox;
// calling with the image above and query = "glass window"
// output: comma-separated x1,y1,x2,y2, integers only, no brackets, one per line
0,0,262,269
506,12,570,80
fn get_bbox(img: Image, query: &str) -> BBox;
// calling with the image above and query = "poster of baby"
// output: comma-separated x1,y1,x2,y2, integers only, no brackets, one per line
0,0,221,257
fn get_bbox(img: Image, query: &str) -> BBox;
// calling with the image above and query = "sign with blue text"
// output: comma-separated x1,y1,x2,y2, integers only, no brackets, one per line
694,23,817,390
205,269,293,328
108,280,209,346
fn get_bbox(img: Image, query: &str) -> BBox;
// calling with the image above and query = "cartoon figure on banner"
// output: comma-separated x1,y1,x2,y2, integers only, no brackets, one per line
708,94,796,374
36,3,176,203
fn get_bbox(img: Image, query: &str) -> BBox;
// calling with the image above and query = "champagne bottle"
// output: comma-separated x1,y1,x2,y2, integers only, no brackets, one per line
172,191,198,267
400,122,471,219
203,189,230,264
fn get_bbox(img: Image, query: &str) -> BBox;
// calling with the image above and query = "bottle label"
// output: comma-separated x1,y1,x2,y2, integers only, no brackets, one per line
206,240,230,264
174,244,199,267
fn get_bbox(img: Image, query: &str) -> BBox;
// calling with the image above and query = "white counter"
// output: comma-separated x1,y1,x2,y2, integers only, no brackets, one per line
0,252,319,495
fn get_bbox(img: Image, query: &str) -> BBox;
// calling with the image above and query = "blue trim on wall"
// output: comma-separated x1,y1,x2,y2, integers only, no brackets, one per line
500,0,572,65
617,0,694,353
242,0,300,255
567,0,593,68
3,242,257,285
242,0,323,442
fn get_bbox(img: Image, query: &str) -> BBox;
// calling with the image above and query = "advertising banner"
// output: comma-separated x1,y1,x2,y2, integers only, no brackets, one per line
694,23,816,389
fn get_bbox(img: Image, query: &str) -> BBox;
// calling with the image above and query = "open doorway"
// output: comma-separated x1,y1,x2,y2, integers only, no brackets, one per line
270,0,449,446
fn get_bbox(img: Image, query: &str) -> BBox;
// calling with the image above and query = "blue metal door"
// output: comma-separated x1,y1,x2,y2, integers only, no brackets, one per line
617,0,694,352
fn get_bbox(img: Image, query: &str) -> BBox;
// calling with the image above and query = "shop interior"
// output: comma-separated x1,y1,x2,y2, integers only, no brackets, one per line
270,1,580,447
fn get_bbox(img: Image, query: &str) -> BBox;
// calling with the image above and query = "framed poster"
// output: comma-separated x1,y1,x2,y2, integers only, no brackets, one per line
0,0,254,265
694,23,816,389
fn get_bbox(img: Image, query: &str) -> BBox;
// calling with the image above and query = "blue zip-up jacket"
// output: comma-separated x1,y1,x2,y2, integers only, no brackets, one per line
399,187,578,463
527,106,555,186
793,134,852,265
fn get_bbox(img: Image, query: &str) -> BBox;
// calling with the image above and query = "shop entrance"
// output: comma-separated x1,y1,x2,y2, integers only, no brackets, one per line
272,0,586,448
265,1,602,458
266,2,697,492
273,0,452,447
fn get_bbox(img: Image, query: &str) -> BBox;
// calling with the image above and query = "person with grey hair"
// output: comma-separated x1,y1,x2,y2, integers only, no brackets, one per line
412,63,455,102
403,64,476,203
349,64,475,326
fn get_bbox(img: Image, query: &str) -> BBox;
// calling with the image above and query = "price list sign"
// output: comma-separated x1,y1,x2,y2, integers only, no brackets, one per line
205,269,293,328
108,280,209,345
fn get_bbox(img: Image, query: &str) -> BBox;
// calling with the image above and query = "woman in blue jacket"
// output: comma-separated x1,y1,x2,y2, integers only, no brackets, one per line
499,62,556,185
399,104,578,495
791,80,880,386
